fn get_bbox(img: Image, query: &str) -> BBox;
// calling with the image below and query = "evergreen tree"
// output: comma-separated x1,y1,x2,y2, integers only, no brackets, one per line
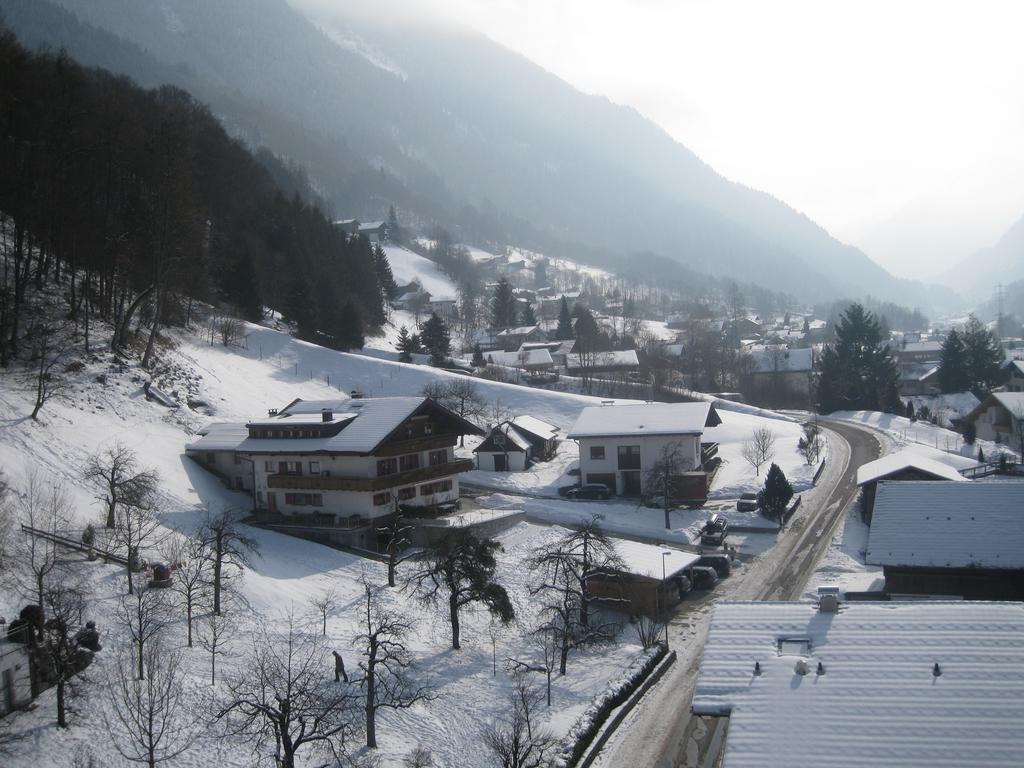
571,305,602,346
374,244,398,301
757,463,794,525
327,303,364,351
396,325,414,363
533,259,548,289
386,205,403,245
420,313,451,367
554,297,574,341
905,400,915,420
409,333,424,354
816,303,901,414
961,315,1003,393
489,278,517,329
937,329,970,393
472,343,485,367
520,303,537,326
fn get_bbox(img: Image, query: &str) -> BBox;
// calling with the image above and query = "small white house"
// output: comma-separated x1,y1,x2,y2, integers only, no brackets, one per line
0,640,32,715
567,401,720,498
474,415,560,471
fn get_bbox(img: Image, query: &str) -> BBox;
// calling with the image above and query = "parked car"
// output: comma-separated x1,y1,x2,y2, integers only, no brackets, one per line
672,574,693,599
700,513,729,546
567,483,612,501
690,566,719,590
697,553,732,578
737,492,759,512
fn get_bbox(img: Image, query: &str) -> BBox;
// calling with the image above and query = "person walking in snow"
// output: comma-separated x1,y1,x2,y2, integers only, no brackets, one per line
333,650,348,682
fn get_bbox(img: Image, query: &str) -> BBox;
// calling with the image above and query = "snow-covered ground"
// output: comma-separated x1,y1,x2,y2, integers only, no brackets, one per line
830,409,1003,464
802,496,884,599
382,244,458,300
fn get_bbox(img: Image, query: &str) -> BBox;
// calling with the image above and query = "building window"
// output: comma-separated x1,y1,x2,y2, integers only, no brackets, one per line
377,458,398,477
264,461,274,472
285,493,322,506
398,487,417,501
420,479,453,496
429,449,448,466
617,445,641,470
494,434,505,446
373,492,392,507
424,423,434,435
309,461,320,475
399,454,420,472
278,461,302,475
590,446,605,460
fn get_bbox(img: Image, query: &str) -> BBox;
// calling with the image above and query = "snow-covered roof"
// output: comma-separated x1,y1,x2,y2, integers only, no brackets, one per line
691,600,1024,768
358,220,385,230
611,539,700,580
568,402,718,439
866,481,1024,569
856,449,968,485
992,391,1024,412
897,363,939,382
474,423,532,453
187,422,249,452
510,415,559,441
1008,359,1024,376
749,347,813,374
233,397,468,455
565,349,640,370
898,341,943,354
496,325,541,337
484,349,554,368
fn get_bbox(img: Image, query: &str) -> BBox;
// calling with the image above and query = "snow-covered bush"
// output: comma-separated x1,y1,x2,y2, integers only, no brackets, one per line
556,643,666,767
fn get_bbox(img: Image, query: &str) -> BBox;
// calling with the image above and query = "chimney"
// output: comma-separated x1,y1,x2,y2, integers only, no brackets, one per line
322,408,333,423
817,585,840,613
268,408,278,417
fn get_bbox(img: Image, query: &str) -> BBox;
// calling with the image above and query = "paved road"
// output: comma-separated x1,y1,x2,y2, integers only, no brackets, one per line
591,420,882,768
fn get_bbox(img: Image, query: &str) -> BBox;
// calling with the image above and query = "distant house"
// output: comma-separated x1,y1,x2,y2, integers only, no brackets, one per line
963,392,1024,445
565,349,640,375
496,325,545,351
427,297,457,323
391,284,431,313
746,346,814,396
897,363,940,397
473,415,560,471
333,218,360,236
865,481,1024,599
0,640,32,715
891,340,943,365
483,348,555,372
691,597,1024,768
520,339,575,367
358,220,386,243
1003,359,1024,392
568,402,721,499
187,397,484,550
855,450,968,523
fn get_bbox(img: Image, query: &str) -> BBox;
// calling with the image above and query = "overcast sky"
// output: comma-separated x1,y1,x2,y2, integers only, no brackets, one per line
303,0,1024,279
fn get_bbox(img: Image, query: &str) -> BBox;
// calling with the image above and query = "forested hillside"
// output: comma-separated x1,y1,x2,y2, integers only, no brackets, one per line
0,0,935,306
0,27,385,366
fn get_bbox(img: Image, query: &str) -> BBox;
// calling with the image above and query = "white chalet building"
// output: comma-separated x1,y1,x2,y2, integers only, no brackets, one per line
186,397,483,549
567,402,720,499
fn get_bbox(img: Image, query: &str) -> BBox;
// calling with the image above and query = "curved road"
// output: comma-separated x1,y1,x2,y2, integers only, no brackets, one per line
591,420,882,768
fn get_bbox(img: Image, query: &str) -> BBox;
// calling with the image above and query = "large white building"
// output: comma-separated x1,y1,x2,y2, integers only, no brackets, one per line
187,397,483,549
567,401,720,498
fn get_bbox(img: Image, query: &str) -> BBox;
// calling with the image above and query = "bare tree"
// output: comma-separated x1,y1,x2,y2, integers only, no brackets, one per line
508,630,558,706
481,673,556,768
216,316,244,347
28,320,69,420
216,613,361,768
164,535,209,647
403,746,436,768
741,425,776,476
354,580,433,749
310,587,339,636
798,420,823,466
378,510,414,588
0,470,13,571
633,615,665,650
111,480,162,595
117,584,170,681
198,508,258,615
12,470,69,619
105,643,193,768
40,575,93,728
644,441,691,529
84,442,160,529
196,608,233,686
406,531,515,650
421,379,488,446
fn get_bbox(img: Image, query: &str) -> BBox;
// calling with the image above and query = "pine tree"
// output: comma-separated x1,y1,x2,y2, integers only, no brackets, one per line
520,303,537,326
420,313,451,367
490,278,517,329
554,297,574,341
817,303,901,414
961,315,1003,393
533,259,548,289
374,244,398,301
472,343,485,367
396,326,414,363
905,400,915,420
330,303,364,351
937,329,970,393
386,205,403,245
757,463,794,525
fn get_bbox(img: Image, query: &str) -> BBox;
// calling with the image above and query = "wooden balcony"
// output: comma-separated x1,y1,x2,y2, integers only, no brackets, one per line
375,433,458,458
267,458,474,492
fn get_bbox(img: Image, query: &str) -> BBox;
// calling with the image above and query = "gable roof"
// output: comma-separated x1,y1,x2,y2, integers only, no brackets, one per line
565,349,640,370
187,422,249,452
484,349,554,368
856,450,968,485
511,415,559,442
691,600,1024,768
568,402,720,439
749,347,813,373
472,423,532,453
866,481,1024,569
964,391,1024,424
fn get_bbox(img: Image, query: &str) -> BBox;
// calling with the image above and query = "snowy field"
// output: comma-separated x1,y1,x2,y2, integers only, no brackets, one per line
382,245,458,300
830,410,1003,464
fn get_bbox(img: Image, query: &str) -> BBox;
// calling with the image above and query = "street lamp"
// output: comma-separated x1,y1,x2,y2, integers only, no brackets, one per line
661,551,672,650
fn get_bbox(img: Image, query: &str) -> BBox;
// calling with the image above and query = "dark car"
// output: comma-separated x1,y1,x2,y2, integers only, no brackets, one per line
567,483,612,500
737,492,759,512
690,566,719,590
697,553,732,578
700,513,729,546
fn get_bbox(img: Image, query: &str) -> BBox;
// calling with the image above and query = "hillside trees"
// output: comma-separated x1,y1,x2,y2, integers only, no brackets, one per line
198,509,259,616
938,329,970,393
419,313,451,366
961,315,1003,393
490,278,518,329
816,304,901,413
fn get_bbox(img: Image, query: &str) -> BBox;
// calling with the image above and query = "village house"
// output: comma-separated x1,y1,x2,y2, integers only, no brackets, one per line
483,348,555,372
890,339,943,365
865,481,1024,599
567,401,721,499
0,640,32,716
963,391,1024,445
587,539,701,617
691,596,1024,768
855,450,969,524
565,349,640,376
520,339,576,367
358,220,386,243
496,325,545,351
186,396,484,549
333,218,360,236
1002,359,1024,392
744,346,814,403
473,415,560,471
896,363,940,397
